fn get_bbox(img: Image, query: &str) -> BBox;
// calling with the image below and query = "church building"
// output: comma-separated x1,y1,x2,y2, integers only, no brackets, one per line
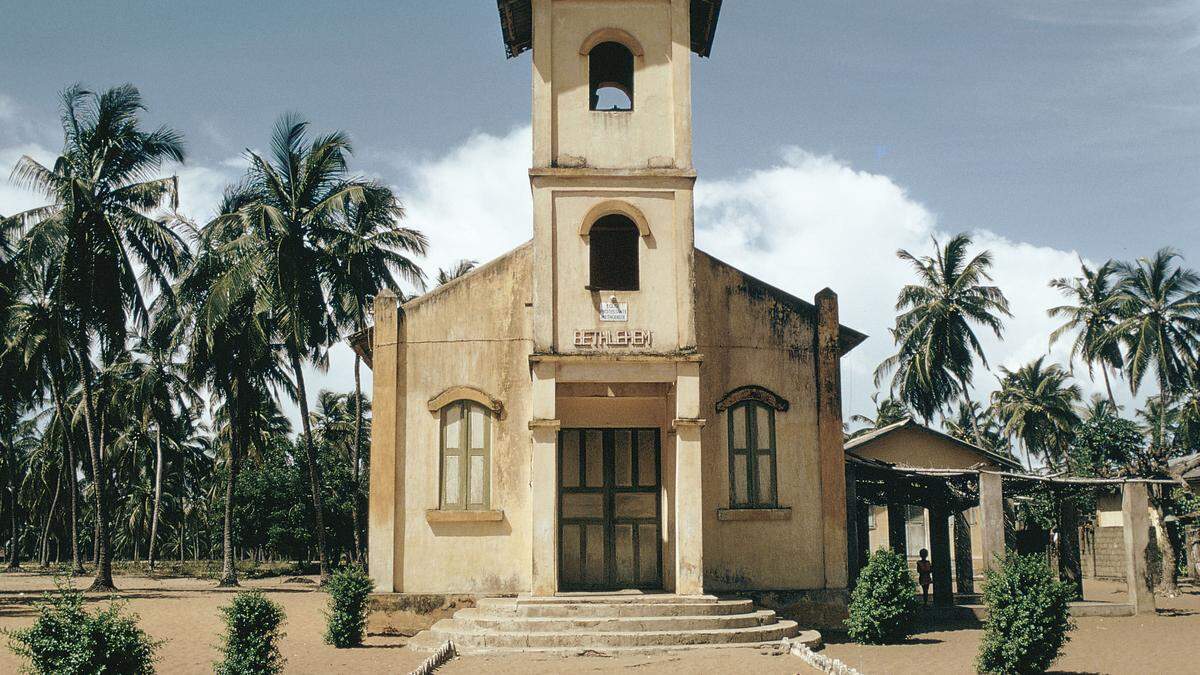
364,0,865,602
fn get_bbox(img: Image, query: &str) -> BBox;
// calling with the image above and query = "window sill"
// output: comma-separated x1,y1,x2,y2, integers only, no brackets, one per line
425,509,504,524
716,507,792,522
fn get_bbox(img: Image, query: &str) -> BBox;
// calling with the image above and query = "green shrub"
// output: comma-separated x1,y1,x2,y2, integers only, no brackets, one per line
845,548,919,644
215,590,286,675
324,565,375,648
976,553,1075,674
6,580,161,674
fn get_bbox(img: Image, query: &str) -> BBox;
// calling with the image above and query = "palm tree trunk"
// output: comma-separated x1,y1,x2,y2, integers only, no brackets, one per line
40,462,64,567
49,372,85,575
75,331,116,591
1101,366,1117,408
351,354,363,563
5,457,19,571
1152,487,1180,596
147,426,164,571
219,388,241,587
956,376,986,449
290,352,329,581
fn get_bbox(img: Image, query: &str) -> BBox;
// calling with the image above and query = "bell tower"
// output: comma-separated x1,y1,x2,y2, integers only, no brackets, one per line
499,0,722,355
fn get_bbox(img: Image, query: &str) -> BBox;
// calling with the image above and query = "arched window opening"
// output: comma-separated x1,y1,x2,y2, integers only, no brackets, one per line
727,400,778,508
589,41,634,111
588,214,639,291
440,400,492,511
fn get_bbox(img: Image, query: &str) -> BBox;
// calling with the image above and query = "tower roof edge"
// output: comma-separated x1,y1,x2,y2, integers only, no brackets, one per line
496,0,723,59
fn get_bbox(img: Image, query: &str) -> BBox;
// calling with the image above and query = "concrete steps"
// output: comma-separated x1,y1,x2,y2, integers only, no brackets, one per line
408,593,812,654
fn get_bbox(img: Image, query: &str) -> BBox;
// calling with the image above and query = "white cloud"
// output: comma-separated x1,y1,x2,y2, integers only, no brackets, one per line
693,148,1122,420
3,122,1129,432
306,130,1126,428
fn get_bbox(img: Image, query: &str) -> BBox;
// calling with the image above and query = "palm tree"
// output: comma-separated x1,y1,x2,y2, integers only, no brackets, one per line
946,399,1009,453
875,234,1011,439
326,184,426,561
848,393,908,438
1049,261,1124,405
1111,248,1200,595
127,335,192,570
207,115,381,580
991,356,1082,471
173,189,289,586
5,260,86,573
7,85,187,590
437,259,477,286
1079,393,1120,421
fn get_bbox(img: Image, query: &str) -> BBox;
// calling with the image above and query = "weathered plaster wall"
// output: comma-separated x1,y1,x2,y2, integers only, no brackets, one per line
536,0,690,169
693,250,828,591
854,426,999,470
392,244,535,594
548,185,692,352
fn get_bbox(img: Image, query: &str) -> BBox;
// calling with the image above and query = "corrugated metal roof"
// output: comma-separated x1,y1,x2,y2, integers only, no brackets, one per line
497,0,723,59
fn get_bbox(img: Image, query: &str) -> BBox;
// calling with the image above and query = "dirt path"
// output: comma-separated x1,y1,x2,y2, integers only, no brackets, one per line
1,574,1195,674
822,580,1200,675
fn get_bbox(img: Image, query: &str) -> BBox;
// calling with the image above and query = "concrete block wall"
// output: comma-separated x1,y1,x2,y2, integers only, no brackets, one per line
1082,526,1127,580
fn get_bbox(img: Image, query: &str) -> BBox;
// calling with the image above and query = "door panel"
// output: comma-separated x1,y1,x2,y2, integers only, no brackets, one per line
559,428,662,591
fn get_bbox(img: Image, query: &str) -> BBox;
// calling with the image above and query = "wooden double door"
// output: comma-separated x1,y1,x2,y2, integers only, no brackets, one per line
558,428,662,591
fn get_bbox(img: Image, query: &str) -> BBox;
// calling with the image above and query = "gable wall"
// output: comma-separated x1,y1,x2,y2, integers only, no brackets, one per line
396,245,536,593
693,252,827,590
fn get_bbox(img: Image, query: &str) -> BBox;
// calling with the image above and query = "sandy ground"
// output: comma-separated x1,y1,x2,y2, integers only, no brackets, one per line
1,573,1196,674
822,579,1200,675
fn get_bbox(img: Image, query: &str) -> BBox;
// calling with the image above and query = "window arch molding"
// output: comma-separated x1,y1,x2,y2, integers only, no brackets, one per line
715,385,790,414
427,385,504,418
579,27,645,57
580,200,651,238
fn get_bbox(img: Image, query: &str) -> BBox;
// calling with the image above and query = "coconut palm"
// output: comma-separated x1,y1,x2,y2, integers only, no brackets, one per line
325,184,425,561
848,393,909,438
7,84,187,590
437,259,477,286
1049,261,1124,405
206,115,384,580
1110,248,1200,594
173,188,290,586
946,399,1009,454
126,335,193,570
875,234,1011,438
991,357,1082,471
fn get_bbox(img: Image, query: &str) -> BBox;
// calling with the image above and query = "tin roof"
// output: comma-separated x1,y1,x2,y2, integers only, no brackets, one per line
496,0,723,59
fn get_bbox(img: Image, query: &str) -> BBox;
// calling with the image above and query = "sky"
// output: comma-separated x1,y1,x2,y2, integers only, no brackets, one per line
2,1,1199,430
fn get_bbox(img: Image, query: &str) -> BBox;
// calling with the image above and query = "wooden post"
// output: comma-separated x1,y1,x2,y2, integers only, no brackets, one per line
979,472,1005,574
929,507,953,606
1121,482,1155,614
887,501,908,557
953,511,975,595
845,463,862,588
1057,497,1083,601
815,289,849,589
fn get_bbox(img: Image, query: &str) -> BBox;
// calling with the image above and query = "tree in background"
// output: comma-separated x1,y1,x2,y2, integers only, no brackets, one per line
326,184,425,562
7,84,188,590
1111,248,1200,594
991,357,1081,471
875,234,1011,441
1048,261,1125,406
436,259,476,286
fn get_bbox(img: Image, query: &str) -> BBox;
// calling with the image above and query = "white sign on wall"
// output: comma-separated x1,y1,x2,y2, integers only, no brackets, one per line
599,301,629,322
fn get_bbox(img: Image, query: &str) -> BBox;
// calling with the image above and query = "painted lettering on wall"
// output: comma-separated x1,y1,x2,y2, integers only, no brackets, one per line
573,329,653,349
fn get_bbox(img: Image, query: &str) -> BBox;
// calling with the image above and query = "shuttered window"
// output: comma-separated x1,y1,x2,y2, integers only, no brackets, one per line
440,401,491,510
727,400,778,508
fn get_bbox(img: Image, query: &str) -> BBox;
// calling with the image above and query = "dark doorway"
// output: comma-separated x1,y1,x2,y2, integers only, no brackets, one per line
558,428,662,591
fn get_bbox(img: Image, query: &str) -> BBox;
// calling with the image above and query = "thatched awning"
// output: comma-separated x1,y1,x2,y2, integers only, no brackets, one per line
497,0,723,59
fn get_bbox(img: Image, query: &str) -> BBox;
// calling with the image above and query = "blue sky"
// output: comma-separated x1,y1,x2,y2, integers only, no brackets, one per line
2,1,1198,425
